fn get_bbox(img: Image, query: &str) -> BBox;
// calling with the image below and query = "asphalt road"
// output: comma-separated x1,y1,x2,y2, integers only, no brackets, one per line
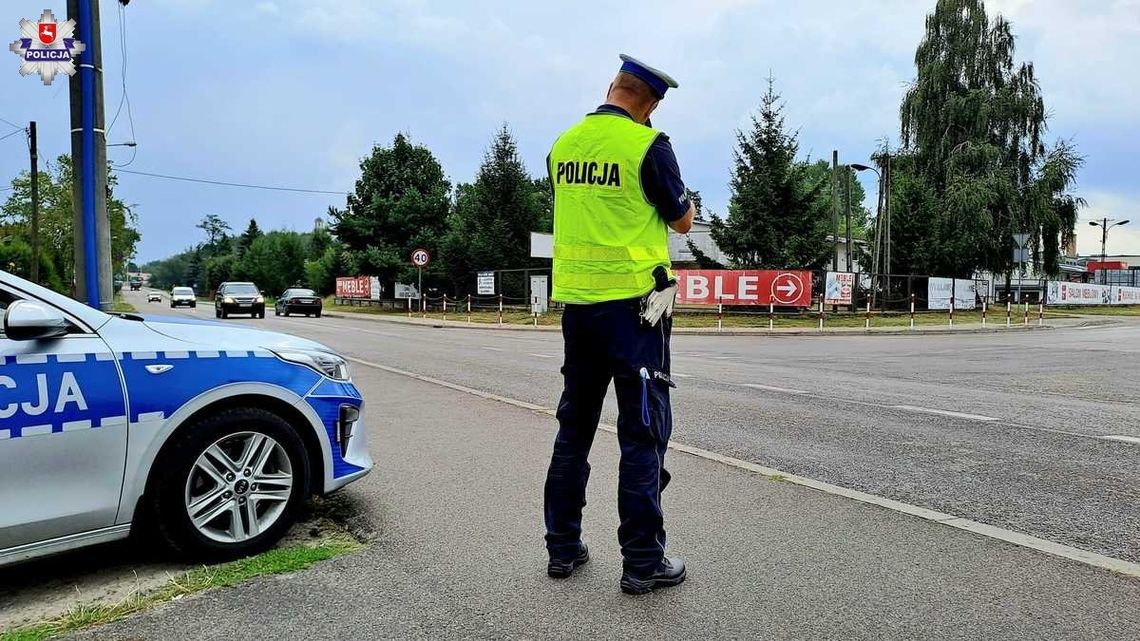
140,294,1140,566
66,314,1140,640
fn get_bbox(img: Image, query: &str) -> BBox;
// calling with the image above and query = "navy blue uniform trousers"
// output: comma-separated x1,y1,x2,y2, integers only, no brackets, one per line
543,299,673,576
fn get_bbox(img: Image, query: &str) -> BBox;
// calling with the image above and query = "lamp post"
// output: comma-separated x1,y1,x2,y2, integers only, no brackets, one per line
1089,218,1129,266
852,162,886,307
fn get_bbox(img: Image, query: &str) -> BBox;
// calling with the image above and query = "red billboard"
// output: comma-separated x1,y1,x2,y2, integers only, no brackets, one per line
675,270,813,307
335,276,372,299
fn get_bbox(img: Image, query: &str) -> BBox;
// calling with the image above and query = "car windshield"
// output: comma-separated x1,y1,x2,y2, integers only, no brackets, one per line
287,290,316,297
225,284,259,295
173,288,193,295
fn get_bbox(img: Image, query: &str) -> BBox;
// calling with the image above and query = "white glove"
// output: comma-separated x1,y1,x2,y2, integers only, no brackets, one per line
641,283,677,327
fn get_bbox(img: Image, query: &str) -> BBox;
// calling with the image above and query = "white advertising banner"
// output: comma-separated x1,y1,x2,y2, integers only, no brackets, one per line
1114,285,1140,305
1047,282,1110,305
928,278,977,310
394,282,420,300
824,272,854,305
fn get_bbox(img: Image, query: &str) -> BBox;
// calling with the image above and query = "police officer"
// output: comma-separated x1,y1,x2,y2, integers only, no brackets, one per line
543,54,694,595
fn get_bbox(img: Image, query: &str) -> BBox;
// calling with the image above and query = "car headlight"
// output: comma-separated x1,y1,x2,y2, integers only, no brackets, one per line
255,295,265,303
224,296,235,304
274,349,350,381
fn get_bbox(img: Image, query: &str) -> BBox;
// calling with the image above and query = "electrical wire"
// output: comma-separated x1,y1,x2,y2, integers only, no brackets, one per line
115,169,349,195
0,116,22,131
108,1,138,168
0,128,27,143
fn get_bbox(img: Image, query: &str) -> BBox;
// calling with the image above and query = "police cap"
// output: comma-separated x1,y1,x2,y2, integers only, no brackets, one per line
618,54,679,100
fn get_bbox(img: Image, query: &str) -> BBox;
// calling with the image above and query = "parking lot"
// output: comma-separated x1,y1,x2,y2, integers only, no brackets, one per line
5,290,1140,639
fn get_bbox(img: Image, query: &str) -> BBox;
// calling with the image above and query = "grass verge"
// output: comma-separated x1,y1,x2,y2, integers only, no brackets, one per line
1050,305,1140,316
110,295,137,314
0,532,360,641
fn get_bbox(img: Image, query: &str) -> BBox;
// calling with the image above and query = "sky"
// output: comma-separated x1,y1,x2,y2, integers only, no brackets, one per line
1,0,1138,264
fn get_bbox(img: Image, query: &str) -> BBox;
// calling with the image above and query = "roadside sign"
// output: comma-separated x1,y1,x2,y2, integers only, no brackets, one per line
824,272,854,305
477,271,495,295
675,270,813,307
411,248,431,268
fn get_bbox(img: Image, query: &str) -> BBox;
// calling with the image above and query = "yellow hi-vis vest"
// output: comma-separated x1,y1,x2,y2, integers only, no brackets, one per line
549,113,671,304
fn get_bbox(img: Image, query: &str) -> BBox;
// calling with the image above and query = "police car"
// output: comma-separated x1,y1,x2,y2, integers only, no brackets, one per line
0,270,372,567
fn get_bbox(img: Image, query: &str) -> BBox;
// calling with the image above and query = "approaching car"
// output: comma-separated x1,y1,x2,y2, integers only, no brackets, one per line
170,287,196,309
147,292,163,303
0,269,371,567
275,289,323,318
215,282,265,319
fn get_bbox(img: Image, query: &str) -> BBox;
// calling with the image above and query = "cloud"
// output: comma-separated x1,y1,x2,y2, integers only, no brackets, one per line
255,1,280,15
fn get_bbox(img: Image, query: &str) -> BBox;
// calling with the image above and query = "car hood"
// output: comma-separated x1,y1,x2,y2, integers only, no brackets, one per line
138,315,336,354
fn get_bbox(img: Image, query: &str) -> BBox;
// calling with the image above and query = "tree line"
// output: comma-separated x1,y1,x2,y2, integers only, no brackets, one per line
45,0,1083,300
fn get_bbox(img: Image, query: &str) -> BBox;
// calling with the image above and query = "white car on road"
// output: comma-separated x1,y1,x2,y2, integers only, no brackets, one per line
0,270,372,567
170,286,197,309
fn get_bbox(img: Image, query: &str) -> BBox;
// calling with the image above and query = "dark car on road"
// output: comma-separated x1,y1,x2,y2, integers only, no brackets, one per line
275,288,323,318
215,281,265,318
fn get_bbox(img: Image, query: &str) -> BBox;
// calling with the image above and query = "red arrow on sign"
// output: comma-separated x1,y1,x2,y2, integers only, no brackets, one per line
771,273,804,305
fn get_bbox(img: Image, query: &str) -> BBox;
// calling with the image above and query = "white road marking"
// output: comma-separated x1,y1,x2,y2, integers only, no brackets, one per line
742,383,808,395
892,405,999,422
1104,435,1140,445
346,355,1140,580
529,353,556,359
480,346,504,352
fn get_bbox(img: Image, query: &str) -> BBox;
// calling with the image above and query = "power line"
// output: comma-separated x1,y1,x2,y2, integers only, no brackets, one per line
108,0,138,168
0,128,27,143
115,168,349,195
0,116,22,131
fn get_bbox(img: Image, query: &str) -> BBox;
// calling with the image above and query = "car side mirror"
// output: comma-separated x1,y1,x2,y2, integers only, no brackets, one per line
3,300,70,341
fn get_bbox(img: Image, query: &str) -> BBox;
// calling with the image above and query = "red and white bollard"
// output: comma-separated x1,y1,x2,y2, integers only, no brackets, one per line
1038,301,1044,326
768,302,774,331
910,293,916,330
498,294,504,326
1023,297,1030,325
818,297,824,332
421,294,426,319
982,296,988,327
1006,299,1011,327
407,297,412,318
949,298,955,328
717,298,723,333
866,301,872,330
442,296,447,321
467,294,472,324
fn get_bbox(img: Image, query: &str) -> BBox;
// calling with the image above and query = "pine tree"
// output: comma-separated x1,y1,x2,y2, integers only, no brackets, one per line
709,78,831,269
238,218,263,256
441,124,546,294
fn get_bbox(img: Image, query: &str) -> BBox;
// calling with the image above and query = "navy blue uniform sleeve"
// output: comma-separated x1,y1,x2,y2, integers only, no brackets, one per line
641,134,690,223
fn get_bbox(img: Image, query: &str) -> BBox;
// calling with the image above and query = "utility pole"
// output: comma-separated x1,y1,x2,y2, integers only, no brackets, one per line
29,121,39,284
67,0,111,309
844,167,852,273
1100,217,1108,264
831,150,839,273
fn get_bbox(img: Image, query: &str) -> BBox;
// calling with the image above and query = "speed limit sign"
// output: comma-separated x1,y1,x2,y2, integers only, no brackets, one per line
411,248,431,267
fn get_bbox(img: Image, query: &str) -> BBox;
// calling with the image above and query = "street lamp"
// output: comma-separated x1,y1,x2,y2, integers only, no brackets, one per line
1088,218,1130,266
852,161,890,307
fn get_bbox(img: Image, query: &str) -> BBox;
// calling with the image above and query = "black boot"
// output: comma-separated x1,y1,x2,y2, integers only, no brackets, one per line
620,557,686,595
547,543,590,579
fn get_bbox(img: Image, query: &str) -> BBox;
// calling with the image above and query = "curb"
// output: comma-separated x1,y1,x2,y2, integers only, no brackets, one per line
322,311,1080,336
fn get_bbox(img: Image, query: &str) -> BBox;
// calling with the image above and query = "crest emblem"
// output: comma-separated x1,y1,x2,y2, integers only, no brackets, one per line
37,22,56,45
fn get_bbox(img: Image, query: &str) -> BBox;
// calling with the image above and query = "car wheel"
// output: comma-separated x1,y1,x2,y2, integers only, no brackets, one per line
257,311,266,319
274,308,280,317
284,309,290,317
191,302,197,308
221,310,228,319
149,407,310,560
314,311,322,318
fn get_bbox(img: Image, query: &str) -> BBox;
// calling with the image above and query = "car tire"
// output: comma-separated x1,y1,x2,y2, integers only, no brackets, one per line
257,311,266,319
148,407,311,561
274,308,280,317
315,311,322,318
221,310,228,319
284,309,290,317
191,302,197,308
